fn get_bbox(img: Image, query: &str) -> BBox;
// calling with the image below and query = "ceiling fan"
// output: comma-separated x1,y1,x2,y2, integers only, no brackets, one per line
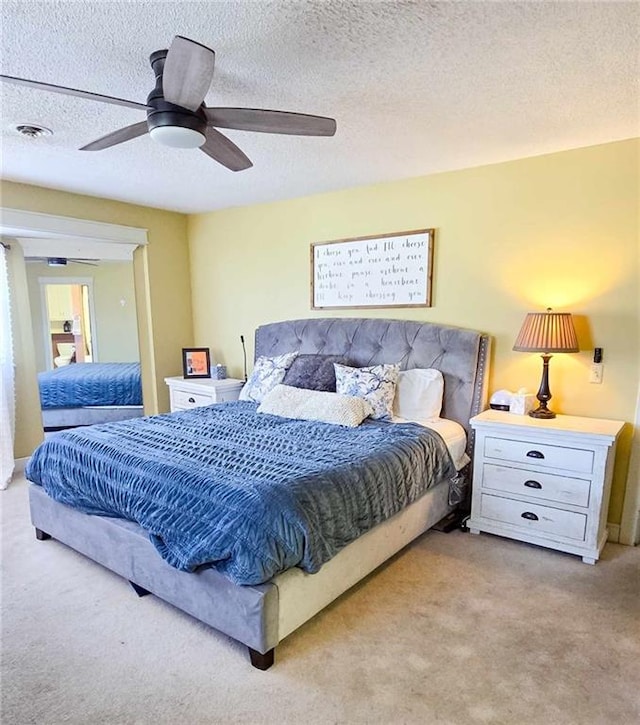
1,36,337,171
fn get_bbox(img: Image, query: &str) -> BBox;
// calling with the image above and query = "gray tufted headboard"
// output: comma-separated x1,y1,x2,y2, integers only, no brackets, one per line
255,318,491,456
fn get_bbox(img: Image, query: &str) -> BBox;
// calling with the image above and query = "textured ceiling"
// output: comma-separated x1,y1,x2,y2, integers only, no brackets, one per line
1,1,638,214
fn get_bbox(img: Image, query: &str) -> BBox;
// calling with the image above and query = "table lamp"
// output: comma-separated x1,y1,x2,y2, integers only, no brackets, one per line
512,308,579,419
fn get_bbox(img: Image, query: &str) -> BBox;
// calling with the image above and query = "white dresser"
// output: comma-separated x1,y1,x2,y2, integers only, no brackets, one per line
165,376,244,412
468,410,624,564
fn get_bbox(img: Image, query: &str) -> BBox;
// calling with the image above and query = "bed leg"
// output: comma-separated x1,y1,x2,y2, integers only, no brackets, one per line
35,528,51,541
129,581,151,598
248,647,275,670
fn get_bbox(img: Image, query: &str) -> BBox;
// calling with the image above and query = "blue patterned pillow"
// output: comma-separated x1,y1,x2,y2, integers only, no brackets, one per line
239,351,299,403
334,362,400,420
282,354,348,392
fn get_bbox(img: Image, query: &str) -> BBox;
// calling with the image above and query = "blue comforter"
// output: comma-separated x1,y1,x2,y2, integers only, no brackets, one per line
38,362,142,408
26,401,455,585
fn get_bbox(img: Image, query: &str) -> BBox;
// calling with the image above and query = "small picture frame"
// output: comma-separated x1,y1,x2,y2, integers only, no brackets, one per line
182,347,211,379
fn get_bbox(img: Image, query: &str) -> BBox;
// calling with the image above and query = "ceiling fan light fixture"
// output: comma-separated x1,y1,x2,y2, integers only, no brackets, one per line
149,125,205,149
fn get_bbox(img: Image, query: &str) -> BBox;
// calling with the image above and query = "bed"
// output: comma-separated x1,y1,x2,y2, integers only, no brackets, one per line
27,318,490,669
38,362,144,431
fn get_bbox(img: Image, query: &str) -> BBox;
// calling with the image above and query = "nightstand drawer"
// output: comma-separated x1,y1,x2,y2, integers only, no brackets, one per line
484,437,594,474
172,389,214,409
481,463,591,507
480,494,587,541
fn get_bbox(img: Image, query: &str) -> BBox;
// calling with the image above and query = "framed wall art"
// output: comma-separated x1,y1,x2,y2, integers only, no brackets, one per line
311,229,434,309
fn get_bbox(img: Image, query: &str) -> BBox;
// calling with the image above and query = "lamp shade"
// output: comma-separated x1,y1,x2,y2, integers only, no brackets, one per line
513,311,579,353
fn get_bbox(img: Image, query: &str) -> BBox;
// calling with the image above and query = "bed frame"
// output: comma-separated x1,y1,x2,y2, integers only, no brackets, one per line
41,405,144,432
29,318,490,669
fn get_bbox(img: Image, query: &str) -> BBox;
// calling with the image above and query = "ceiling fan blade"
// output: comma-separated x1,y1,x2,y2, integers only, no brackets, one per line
204,108,337,136
200,127,252,172
163,36,215,111
79,121,149,151
0,74,146,111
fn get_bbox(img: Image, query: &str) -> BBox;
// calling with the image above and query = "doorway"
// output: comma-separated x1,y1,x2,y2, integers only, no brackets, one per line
39,278,97,370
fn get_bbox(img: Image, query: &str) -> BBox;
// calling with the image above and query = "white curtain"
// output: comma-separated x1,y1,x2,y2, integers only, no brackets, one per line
0,245,15,489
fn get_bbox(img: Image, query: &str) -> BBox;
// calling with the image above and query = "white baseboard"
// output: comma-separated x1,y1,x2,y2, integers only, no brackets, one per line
607,523,620,543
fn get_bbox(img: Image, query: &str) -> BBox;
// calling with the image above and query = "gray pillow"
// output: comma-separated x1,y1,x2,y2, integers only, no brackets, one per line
282,354,348,392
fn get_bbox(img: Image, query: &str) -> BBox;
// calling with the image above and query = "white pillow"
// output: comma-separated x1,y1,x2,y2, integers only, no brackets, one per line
258,384,373,427
334,362,400,420
393,368,444,421
239,351,298,403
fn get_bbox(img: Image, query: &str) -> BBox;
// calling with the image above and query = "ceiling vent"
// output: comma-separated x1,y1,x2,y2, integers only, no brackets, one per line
15,124,53,138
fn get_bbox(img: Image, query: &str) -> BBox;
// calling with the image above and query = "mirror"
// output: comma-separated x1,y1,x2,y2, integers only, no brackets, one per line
25,257,143,434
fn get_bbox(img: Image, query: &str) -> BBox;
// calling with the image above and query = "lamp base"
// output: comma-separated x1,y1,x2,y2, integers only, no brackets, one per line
529,406,556,419
528,354,556,419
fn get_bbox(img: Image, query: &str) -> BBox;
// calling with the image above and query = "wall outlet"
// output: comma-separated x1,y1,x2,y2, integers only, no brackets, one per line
589,363,604,384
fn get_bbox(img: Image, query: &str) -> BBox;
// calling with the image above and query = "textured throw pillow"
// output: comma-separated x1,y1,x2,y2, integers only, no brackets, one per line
258,384,372,427
282,354,348,392
334,362,400,420
393,368,444,421
239,351,299,403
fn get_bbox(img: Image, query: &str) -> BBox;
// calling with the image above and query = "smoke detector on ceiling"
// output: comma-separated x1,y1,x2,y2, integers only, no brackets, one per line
14,124,53,138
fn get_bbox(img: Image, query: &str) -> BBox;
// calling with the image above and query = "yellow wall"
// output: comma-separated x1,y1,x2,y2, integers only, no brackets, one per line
188,139,639,525
1,181,193,456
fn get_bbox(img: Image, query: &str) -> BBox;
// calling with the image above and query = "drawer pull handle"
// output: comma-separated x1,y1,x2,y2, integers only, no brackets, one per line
521,511,539,521
526,450,545,459
188,397,196,403
524,480,542,489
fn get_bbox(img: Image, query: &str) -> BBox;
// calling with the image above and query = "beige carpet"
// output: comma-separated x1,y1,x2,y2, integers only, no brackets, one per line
2,462,639,725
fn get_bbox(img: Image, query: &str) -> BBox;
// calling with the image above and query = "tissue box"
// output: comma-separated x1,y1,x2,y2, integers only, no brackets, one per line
210,364,227,380
510,392,536,415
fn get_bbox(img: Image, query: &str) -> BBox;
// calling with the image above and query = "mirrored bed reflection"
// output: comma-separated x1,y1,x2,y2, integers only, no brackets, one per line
25,257,144,432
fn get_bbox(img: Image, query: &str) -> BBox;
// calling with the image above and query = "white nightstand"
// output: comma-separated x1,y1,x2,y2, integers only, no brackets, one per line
164,376,244,412
467,410,624,564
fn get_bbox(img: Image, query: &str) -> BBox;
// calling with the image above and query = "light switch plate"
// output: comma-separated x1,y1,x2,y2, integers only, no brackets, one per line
589,363,603,384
